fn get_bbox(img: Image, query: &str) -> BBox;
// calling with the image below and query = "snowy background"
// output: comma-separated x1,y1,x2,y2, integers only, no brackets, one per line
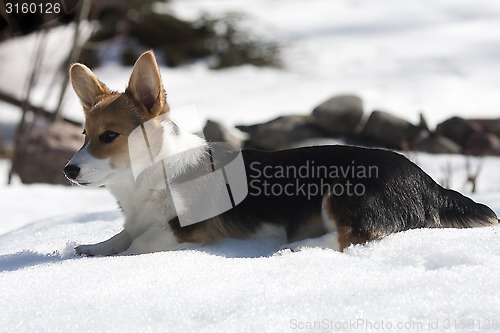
1,0,500,331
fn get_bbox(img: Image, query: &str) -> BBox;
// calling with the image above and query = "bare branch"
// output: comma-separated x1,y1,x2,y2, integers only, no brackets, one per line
0,90,80,126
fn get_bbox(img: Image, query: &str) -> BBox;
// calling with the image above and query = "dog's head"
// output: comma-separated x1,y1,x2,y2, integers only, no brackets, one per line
64,51,168,186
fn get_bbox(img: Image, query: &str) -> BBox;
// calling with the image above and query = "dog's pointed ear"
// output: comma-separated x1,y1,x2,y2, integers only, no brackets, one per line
126,51,167,116
70,63,110,110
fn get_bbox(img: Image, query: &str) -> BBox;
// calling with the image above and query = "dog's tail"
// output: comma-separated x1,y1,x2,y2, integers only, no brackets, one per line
435,188,499,228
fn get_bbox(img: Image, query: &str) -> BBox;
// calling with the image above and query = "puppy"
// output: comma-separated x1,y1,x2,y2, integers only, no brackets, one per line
65,51,499,256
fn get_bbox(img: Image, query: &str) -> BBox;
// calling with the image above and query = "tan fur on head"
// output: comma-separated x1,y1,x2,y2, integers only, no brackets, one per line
69,51,170,169
70,50,169,118
126,50,168,118
70,63,111,110
83,94,144,168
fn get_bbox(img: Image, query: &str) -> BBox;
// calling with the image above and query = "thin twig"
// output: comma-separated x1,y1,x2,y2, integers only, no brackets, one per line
7,30,48,184
0,90,80,126
53,0,93,122
463,155,483,193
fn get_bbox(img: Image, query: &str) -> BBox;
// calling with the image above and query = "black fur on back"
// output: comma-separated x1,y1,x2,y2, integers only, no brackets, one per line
217,145,498,242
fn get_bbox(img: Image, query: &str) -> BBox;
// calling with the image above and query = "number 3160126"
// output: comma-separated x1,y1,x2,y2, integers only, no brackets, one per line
5,2,61,14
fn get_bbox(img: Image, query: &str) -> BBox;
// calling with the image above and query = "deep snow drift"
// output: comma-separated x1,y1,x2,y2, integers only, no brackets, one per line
1,154,500,332
1,216,500,332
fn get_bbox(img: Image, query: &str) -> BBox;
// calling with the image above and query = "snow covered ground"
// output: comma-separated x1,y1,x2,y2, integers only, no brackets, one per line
1,154,500,332
1,221,500,332
1,0,500,332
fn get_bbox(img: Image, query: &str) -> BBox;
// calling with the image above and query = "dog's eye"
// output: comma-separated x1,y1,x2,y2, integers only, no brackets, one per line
82,129,86,135
99,131,119,143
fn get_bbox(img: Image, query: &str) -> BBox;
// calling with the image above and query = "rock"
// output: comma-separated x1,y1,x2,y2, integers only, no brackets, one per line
469,119,497,132
311,94,364,136
359,110,424,149
236,115,329,151
465,132,500,156
487,119,500,136
414,134,463,154
11,122,84,185
203,120,246,151
435,117,481,147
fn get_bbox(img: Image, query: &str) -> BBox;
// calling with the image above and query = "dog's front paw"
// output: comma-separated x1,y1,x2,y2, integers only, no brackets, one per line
75,244,96,257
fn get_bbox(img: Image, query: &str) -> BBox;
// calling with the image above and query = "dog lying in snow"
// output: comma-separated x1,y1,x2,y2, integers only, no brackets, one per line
64,51,499,256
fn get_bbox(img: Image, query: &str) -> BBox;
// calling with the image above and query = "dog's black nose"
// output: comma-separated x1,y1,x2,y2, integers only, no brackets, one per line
64,164,80,180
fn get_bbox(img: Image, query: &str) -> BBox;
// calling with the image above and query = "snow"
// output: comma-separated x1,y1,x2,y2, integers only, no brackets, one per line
1,0,500,331
2,153,500,332
1,218,500,332
169,0,500,126
2,0,500,129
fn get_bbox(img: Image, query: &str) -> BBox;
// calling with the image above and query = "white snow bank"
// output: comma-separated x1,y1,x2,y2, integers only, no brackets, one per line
0,215,499,332
0,160,117,235
1,153,500,332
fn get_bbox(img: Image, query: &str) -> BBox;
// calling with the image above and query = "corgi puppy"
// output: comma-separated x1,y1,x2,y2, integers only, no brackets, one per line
65,51,499,256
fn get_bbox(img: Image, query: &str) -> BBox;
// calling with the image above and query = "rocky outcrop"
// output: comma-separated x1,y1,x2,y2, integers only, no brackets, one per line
436,117,482,147
236,115,329,151
466,132,500,156
203,120,246,151
11,122,83,185
359,110,425,150
414,134,463,155
311,94,364,136
232,95,500,157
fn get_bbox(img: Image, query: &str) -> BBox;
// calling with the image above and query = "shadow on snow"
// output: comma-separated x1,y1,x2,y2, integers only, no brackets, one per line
0,250,66,272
